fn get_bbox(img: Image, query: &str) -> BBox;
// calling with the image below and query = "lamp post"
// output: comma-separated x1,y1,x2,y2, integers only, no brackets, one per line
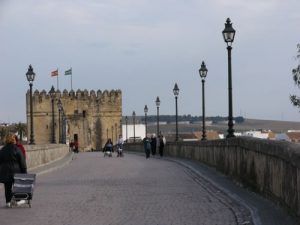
173,83,179,141
49,86,56,143
125,116,128,142
26,65,36,144
112,126,114,143
115,123,117,143
199,61,208,141
62,111,66,144
132,111,136,143
144,105,148,137
57,99,62,143
155,96,160,136
222,18,236,138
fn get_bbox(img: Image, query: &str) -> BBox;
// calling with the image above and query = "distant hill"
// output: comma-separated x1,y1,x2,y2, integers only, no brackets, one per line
144,118,300,134
235,118,300,133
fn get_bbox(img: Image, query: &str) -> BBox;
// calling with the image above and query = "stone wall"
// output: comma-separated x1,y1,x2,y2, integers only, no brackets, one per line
25,144,69,169
124,137,300,217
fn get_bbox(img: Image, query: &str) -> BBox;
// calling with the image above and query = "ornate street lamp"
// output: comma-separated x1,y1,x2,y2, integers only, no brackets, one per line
155,96,160,136
144,105,148,137
125,116,128,142
222,18,236,138
132,111,136,143
173,83,179,141
26,65,36,144
49,86,56,143
199,61,208,141
57,99,62,143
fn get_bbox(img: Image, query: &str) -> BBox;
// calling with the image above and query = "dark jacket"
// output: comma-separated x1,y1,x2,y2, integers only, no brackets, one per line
143,138,151,150
0,144,27,183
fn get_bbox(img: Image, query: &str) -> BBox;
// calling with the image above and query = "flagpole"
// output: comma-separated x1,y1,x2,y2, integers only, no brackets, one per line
71,67,73,90
57,73,59,90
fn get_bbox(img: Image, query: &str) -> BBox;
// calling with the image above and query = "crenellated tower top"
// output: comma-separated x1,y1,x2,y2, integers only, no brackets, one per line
28,89,122,103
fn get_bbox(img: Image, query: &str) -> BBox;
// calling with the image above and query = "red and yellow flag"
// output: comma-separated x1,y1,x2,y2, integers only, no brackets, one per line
51,69,58,77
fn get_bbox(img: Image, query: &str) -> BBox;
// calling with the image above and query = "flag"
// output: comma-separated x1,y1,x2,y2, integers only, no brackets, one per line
51,69,58,77
65,68,72,76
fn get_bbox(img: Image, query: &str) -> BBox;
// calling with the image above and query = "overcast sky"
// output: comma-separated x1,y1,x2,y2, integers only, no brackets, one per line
1,0,300,123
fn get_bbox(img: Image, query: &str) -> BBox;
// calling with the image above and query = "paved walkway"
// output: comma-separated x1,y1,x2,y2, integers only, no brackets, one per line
0,152,298,225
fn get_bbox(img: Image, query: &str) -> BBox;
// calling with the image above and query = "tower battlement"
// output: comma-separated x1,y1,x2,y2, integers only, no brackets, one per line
29,89,122,103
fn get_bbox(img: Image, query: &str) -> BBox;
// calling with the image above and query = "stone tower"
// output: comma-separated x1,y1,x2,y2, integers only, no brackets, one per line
26,88,122,151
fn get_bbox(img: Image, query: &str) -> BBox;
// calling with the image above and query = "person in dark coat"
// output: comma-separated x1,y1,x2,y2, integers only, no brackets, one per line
158,134,166,157
143,136,151,159
103,138,113,157
0,133,27,207
150,134,157,156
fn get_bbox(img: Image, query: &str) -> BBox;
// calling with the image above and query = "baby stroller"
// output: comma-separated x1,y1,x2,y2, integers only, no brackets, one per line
11,173,36,208
116,143,123,157
103,144,113,157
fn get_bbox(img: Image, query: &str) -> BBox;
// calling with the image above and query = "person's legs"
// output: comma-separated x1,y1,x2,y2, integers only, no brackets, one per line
159,147,163,157
4,182,13,203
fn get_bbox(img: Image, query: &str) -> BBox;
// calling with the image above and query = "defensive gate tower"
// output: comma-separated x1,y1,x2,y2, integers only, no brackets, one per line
26,88,122,151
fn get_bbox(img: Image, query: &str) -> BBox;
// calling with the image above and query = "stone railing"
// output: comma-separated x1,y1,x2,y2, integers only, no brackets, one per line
124,137,300,217
24,144,69,170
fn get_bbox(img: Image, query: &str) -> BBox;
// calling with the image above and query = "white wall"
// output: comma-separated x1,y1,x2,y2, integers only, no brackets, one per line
122,124,146,141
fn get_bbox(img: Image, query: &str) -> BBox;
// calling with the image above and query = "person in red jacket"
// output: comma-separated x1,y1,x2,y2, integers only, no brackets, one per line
14,135,26,159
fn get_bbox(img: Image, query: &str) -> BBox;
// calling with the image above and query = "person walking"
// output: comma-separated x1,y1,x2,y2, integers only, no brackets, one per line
0,133,27,208
103,138,113,157
150,134,156,156
158,134,166,157
143,135,151,159
74,140,79,153
117,135,124,157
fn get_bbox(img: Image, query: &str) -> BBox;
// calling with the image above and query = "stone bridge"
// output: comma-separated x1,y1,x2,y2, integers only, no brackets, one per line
0,137,299,225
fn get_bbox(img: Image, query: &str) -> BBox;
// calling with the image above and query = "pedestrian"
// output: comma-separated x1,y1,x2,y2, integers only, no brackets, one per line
69,140,74,152
104,138,113,150
159,134,166,157
143,135,151,159
150,134,156,156
103,138,113,157
14,135,26,159
117,135,124,157
0,133,27,208
74,140,79,153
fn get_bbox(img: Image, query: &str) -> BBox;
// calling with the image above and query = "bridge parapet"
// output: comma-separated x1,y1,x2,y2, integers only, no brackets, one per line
25,144,69,170
125,137,300,218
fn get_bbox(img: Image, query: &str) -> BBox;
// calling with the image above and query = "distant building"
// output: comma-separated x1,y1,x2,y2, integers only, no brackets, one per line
243,131,269,139
277,131,300,143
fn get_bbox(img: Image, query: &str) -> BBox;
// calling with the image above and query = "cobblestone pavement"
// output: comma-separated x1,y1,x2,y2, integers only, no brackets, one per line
0,152,254,225
0,152,298,225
